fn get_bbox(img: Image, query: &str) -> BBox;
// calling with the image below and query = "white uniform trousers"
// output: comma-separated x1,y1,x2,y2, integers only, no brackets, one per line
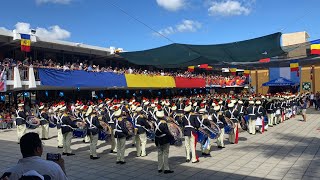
267,113,274,126
184,134,198,162
89,134,99,157
63,132,73,153
17,124,26,142
248,118,256,134
41,124,49,139
217,128,225,147
158,143,170,171
111,131,117,152
201,138,211,154
136,133,147,157
116,137,126,162
229,123,238,143
83,135,90,143
57,128,63,147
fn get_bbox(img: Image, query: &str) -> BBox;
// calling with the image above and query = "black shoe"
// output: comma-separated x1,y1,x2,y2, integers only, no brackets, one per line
202,153,210,156
132,144,135,147
116,161,121,164
186,159,190,163
192,160,199,163
62,152,68,155
67,153,75,156
90,155,93,159
120,161,126,164
41,138,46,140
218,146,225,149
58,146,63,149
164,170,174,174
110,150,117,154
92,157,100,160
158,170,163,173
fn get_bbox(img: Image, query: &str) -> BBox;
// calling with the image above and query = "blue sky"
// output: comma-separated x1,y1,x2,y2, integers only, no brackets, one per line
0,0,319,51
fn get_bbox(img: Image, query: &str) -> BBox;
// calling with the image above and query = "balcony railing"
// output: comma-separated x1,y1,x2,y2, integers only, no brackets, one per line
5,67,40,81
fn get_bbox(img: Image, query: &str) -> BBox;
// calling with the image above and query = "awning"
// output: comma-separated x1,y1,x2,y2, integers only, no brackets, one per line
262,77,298,86
120,32,285,68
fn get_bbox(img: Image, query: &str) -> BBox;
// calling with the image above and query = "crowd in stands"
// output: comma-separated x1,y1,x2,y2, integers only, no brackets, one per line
0,58,247,81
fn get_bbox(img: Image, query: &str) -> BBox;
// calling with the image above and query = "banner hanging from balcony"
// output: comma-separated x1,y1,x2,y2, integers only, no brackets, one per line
20,34,31,52
38,68,127,88
125,74,175,88
175,77,206,88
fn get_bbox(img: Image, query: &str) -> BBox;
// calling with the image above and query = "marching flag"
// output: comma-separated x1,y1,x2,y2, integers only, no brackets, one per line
290,60,299,72
205,66,213,70
20,34,31,52
244,70,250,77
310,39,320,55
188,66,195,72
259,58,270,63
230,67,237,76
199,64,208,69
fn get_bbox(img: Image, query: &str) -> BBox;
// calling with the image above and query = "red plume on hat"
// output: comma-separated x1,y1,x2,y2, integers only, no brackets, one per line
98,99,103,103
185,100,190,106
39,102,44,106
200,103,205,108
157,104,162,111
114,106,119,111
83,105,88,110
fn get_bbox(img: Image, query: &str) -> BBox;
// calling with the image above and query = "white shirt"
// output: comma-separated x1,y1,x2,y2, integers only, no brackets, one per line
310,94,314,100
5,156,68,180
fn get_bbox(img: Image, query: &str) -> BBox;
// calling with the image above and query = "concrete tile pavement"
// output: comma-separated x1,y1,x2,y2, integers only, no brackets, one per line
0,109,319,180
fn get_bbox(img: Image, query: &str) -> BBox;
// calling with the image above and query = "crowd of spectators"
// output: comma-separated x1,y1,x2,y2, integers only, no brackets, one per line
1,58,247,86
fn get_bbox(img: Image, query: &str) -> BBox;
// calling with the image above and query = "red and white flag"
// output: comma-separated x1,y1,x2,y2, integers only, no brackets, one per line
0,68,6,92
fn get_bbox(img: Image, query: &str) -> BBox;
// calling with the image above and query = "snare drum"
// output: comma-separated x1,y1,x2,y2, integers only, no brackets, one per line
73,128,87,138
197,129,208,145
26,116,40,129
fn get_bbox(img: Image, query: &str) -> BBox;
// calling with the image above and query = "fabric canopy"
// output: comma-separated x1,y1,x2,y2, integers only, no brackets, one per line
262,77,298,87
120,32,285,68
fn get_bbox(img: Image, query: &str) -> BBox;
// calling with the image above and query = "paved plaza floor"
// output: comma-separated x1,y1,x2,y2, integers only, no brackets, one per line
0,110,320,180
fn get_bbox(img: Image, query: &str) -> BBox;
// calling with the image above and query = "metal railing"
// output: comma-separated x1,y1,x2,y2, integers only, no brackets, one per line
5,67,40,81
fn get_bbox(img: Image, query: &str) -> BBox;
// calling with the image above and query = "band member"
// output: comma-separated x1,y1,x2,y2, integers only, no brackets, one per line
107,105,118,153
16,102,27,143
85,106,104,160
60,106,78,156
39,103,49,140
154,110,174,174
256,100,266,133
54,106,63,148
211,105,226,148
224,103,239,144
114,109,129,164
247,100,257,135
265,98,275,126
135,106,151,157
181,102,200,163
275,99,282,124
237,100,247,130
197,108,211,156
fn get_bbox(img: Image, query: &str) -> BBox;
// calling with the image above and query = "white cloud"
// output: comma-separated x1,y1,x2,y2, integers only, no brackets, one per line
0,27,12,33
156,0,186,11
1,22,71,40
208,0,251,17
36,0,72,4
155,19,201,36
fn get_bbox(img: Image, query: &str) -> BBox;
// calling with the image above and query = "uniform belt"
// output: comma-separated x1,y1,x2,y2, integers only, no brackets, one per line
156,134,166,138
248,114,256,116
114,129,122,132
184,125,194,128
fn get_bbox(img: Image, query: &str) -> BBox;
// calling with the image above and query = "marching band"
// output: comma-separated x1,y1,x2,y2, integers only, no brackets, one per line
13,92,305,173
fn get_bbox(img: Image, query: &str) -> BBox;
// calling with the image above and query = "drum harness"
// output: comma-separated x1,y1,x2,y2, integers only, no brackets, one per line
15,110,26,124
197,116,215,134
212,113,223,127
228,108,238,122
134,115,151,133
184,114,194,129
60,114,77,130
154,121,166,138
86,116,98,130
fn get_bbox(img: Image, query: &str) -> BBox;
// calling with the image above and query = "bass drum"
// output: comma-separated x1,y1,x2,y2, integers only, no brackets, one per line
167,122,183,146
26,116,40,129
197,129,208,145
224,118,234,134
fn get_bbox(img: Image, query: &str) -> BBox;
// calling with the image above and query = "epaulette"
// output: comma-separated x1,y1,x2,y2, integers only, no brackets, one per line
160,120,166,123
